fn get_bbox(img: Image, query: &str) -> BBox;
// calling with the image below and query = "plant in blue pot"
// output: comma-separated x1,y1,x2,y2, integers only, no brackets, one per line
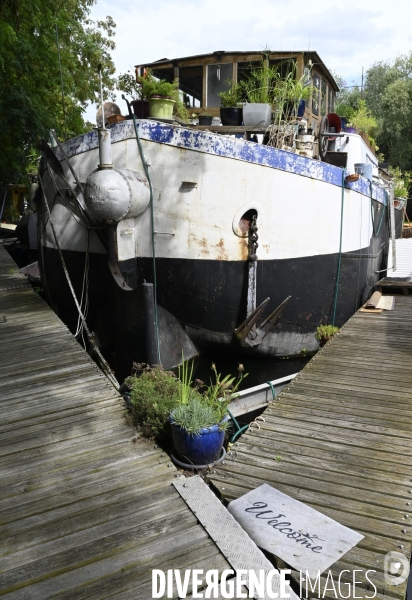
170,361,247,468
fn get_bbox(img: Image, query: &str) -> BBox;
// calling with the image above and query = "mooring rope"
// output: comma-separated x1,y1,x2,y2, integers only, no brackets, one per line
38,172,119,389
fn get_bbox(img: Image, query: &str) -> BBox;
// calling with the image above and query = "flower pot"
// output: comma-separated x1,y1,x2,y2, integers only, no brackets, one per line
130,99,150,119
170,416,227,466
297,99,306,118
198,115,213,126
242,103,272,127
107,114,126,125
148,97,175,119
220,107,243,126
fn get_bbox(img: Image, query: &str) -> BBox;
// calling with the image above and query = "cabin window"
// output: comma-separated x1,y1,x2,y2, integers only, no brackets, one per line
312,73,320,116
179,65,203,108
269,58,297,80
321,78,327,115
328,88,335,113
237,60,262,85
206,63,233,107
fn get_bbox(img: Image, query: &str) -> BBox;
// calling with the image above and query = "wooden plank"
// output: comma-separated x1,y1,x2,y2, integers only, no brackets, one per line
210,296,412,600
0,246,231,598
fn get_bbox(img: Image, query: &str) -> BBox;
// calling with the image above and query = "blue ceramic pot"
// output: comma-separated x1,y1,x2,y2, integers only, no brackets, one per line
170,416,227,465
297,99,305,117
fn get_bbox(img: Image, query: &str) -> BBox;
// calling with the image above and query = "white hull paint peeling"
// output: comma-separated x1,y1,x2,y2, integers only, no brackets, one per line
49,120,385,261
38,120,389,371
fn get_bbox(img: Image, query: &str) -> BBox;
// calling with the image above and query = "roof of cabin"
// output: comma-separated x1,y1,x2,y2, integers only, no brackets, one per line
137,50,339,91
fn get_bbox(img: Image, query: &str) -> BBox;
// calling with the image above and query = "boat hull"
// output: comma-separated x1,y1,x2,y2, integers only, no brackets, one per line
37,120,389,377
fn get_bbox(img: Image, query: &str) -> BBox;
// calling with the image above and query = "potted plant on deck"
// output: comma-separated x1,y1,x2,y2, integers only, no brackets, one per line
198,112,214,126
117,71,150,118
169,361,247,467
218,81,243,125
137,69,179,119
241,60,278,127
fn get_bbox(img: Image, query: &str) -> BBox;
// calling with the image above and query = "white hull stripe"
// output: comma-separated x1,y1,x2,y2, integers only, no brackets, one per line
59,120,386,205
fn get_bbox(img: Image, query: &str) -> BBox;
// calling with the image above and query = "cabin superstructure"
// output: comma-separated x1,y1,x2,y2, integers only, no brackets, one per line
138,50,339,132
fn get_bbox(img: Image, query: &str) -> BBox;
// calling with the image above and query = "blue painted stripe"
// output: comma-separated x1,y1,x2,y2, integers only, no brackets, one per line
60,120,387,205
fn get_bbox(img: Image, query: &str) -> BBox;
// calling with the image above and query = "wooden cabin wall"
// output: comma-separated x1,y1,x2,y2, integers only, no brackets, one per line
145,52,338,123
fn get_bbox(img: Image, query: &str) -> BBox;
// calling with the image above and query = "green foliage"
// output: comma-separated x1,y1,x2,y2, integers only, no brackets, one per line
388,166,412,198
365,54,412,171
236,59,313,128
178,356,197,405
0,0,117,186
241,60,280,105
315,325,339,341
200,362,247,423
126,364,182,441
137,69,178,99
335,102,355,121
173,91,190,123
218,80,242,108
132,69,188,122
351,100,377,141
172,361,247,434
117,71,142,99
331,71,362,122
126,359,247,439
171,398,229,436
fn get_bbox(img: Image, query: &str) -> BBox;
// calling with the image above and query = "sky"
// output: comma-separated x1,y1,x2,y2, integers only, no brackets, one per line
85,0,412,122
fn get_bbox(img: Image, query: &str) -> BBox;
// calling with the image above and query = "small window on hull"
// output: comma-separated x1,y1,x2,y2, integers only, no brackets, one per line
238,209,257,233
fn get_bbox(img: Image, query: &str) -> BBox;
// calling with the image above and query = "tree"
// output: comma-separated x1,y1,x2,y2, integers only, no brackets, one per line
0,0,116,186
365,54,412,171
330,71,362,122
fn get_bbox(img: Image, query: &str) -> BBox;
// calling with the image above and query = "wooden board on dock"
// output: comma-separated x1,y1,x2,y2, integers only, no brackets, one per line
0,246,231,599
209,296,412,600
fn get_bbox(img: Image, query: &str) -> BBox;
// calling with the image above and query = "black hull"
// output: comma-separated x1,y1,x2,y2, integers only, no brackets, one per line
40,219,387,379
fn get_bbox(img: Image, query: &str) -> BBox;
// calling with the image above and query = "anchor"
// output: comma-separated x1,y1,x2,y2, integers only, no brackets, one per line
234,214,291,347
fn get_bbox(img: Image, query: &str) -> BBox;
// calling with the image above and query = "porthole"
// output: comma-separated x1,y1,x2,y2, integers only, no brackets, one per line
232,203,263,238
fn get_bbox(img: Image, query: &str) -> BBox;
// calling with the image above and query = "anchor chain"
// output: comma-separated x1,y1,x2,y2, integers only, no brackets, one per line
248,215,258,261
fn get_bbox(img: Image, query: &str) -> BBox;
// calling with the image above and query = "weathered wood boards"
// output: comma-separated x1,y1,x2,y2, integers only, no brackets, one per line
209,297,412,600
0,247,230,599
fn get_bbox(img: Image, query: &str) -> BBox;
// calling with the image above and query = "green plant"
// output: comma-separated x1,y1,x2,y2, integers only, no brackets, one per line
171,361,247,435
218,80,243,107
178,356,199,405
117,71,142,99
351,100,377,143
241,60,280,104
200,363,247,422
134,69,188,122
174,92,190,123
388,166,412,198
126,364,182,441
171,397,229,435
335,102,355,121
315,325,339,341
137,69,178,100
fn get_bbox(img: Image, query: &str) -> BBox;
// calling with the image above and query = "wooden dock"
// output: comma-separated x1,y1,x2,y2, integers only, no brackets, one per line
209,296,412,600
0,246,230,599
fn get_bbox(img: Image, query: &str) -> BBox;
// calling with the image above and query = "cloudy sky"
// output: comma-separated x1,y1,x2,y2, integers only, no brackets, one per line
86,0,411,120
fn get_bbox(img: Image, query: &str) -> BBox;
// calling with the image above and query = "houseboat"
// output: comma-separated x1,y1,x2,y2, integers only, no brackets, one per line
36,50,395,377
